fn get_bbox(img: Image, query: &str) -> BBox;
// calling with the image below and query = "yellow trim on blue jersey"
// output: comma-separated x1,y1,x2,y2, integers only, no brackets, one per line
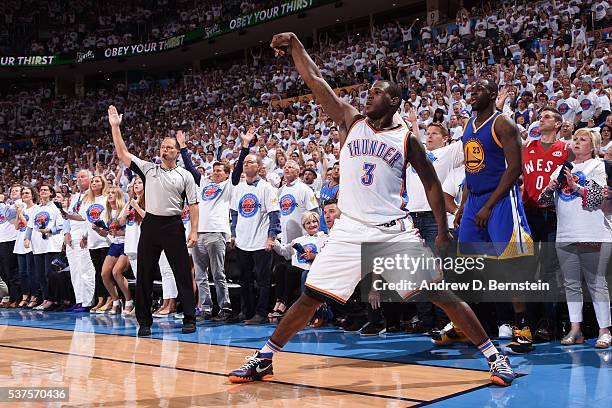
498,228,534,259
491,114,503,148
462,117,471,134
456,229,534,260
471,111,498,134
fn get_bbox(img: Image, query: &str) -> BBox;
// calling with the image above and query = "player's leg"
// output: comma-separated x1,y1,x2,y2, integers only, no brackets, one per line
228,220,361,383
489,190,535,353
428,290,516,386
227,291,323,383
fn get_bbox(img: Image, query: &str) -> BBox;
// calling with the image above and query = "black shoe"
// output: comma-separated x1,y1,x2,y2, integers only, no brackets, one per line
534,320,553,343
43,302,60,312
227,312,247,323
196,311,212,322
244,314,268,325
54,303,73,312
360,322,386,336
228,352,274,383
343,319,366,332
405,320,432,334
211,309,233,322
138,326,151,337
386,324,402,333
182,322,196,334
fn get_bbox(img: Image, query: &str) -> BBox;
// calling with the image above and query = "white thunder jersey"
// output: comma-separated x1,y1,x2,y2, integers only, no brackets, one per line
339,117,411,224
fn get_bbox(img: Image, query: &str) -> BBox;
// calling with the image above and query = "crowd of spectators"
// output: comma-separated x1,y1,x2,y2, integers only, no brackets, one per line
0,0,270,55
0,0,611,344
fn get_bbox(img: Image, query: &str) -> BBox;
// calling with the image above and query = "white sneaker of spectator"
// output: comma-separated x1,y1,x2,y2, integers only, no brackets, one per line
498,324,513,340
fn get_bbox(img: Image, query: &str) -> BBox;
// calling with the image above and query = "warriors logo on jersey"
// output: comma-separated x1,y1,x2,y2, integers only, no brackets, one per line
86,204,104,223
239,193,260,218
464,138,485,173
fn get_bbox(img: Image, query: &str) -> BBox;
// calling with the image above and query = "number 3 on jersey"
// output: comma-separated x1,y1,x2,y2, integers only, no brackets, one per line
361,162,376,186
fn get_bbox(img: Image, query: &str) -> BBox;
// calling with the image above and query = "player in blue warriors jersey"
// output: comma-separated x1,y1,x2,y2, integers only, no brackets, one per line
228,32,516,387
455,79,535,354
457,80,533,259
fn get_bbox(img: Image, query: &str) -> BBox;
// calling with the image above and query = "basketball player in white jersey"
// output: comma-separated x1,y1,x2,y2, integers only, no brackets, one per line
228,32,515,386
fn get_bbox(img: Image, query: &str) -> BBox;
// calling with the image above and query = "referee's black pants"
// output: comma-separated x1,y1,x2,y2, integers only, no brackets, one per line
136,213,195,327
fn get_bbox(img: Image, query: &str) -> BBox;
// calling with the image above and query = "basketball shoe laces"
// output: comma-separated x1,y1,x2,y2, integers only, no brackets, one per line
489,354,513,376
238,352,268,371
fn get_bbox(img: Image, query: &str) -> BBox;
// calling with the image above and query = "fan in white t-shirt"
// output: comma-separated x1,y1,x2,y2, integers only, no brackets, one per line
278,160,319,244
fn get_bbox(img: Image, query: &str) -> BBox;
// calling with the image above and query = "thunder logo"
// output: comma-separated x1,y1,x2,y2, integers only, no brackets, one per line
86,204,104,223
34,211,51,229
280,194,297,216
559,171,586,201
126,209,136,226
297,243,318,264
109,219,124,232
580,99,592,111
202,184,222,201
182,206,190,224
18,215,29,232
239,193,260,218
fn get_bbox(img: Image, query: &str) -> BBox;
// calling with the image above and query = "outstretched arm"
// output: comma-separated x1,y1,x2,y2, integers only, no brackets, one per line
231,127,256,186
271,32,359,144
108,105,132,167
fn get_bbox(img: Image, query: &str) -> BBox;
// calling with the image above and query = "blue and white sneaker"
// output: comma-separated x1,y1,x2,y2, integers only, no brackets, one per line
228,352,274,383
488,354,515,386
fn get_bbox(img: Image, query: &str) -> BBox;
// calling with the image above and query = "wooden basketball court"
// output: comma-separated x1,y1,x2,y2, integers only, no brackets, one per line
0,324,491,407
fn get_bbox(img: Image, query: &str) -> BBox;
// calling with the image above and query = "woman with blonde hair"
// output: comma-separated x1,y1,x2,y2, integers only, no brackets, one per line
539,127,611,348
77,175,110,312
97,186,129,314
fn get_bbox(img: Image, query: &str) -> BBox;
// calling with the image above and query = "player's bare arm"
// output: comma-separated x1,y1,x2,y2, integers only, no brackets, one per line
406,133,452,252
270,32,358,146
476,114,522,228
108,105,132,167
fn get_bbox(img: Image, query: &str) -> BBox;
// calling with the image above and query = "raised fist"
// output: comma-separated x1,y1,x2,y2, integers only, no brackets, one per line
270,32,296,57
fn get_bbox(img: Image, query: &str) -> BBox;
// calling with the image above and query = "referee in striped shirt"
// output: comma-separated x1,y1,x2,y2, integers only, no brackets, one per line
108,106,199,336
